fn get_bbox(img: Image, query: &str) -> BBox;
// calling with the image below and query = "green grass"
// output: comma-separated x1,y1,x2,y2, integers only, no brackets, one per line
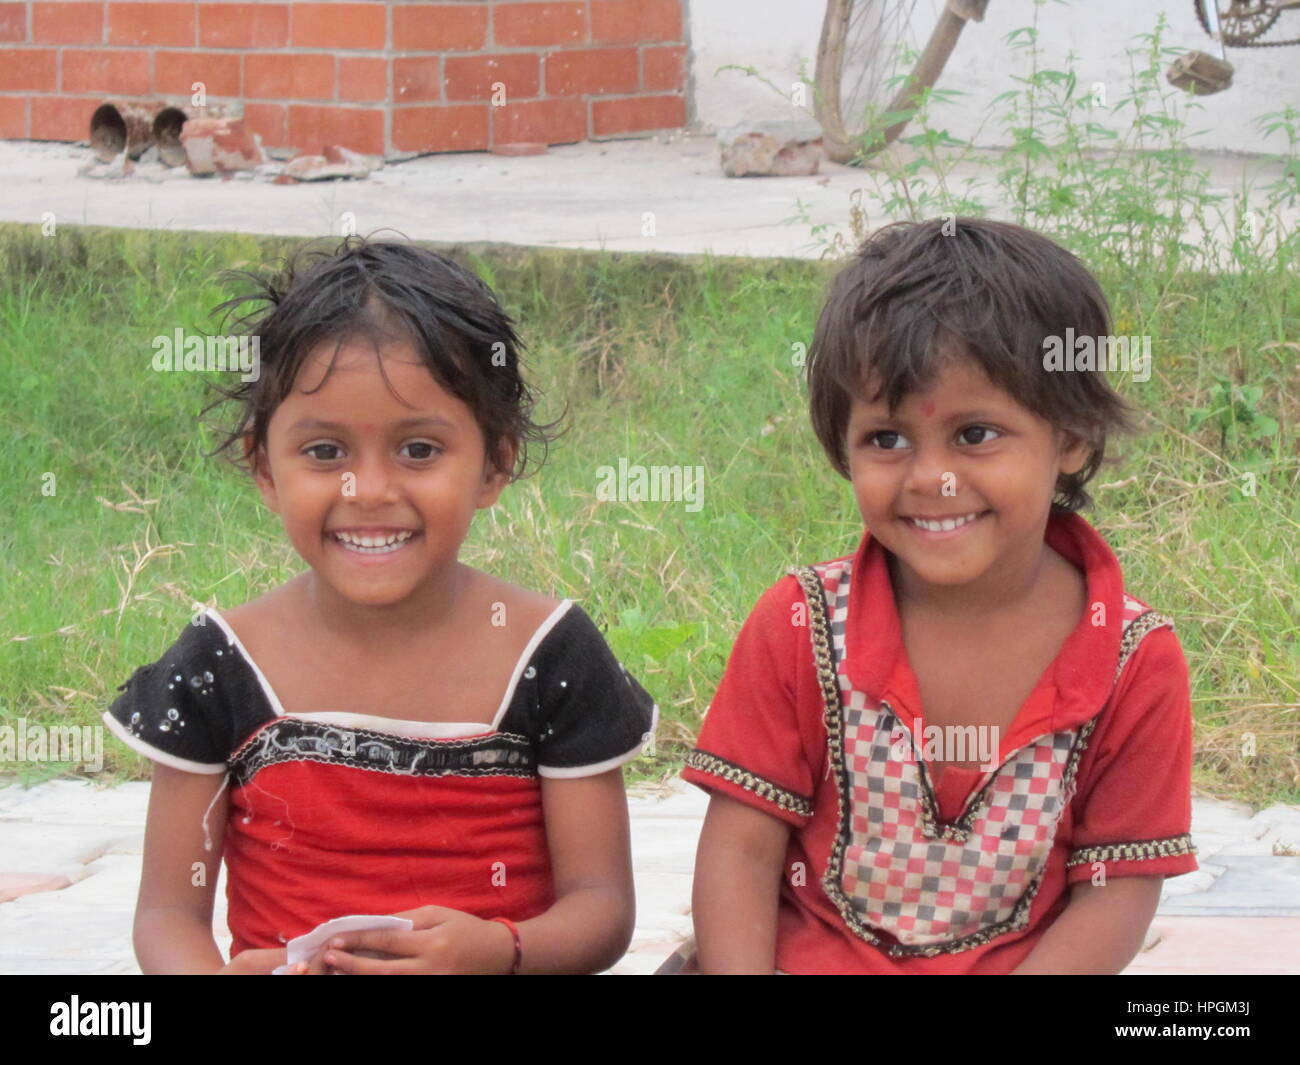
1,221,1296,804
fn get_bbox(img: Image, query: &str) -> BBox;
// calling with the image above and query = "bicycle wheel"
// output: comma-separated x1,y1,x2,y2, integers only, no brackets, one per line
814,0,973,165
1195,1,1281,46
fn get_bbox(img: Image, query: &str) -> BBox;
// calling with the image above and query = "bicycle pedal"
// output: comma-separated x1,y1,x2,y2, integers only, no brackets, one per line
1166,51,1235,95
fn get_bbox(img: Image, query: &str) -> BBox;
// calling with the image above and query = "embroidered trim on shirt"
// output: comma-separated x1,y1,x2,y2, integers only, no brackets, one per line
1066,834,1197,868
230,718,536,786
790,564,1165,959
685,750,814,819
792,565,885,947
1115,608,1174,684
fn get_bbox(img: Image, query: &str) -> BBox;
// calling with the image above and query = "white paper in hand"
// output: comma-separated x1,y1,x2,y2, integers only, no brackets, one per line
272,914,415,974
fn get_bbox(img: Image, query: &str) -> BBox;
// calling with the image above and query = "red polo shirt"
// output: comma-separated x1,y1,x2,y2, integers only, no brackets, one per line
683,511,1198,973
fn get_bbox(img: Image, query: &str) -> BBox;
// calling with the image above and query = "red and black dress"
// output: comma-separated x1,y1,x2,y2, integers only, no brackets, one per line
104,600,658,956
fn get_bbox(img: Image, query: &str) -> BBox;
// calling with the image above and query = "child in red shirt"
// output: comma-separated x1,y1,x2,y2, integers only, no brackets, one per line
683,218,1198,974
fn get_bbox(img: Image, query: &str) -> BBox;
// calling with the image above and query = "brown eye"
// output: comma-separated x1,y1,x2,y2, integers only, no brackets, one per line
401,441,442,460
870,430,908,450
958,426,1000,445
305,443,342,461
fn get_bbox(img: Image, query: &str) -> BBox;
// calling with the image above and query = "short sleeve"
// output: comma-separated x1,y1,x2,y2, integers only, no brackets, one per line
528,605,659,778
681,576,817,828
1066,623,1199,882
102,616,252,774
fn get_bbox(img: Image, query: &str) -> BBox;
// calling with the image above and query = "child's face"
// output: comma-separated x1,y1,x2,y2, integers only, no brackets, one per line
845,356,1090,599
250,336,510,610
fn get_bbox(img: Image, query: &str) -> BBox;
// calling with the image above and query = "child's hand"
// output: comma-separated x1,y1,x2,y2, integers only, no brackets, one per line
217,947,288,975
316,905,517,975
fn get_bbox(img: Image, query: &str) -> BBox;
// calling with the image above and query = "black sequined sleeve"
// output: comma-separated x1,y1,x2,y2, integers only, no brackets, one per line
527,605,659,778
102,616,254,773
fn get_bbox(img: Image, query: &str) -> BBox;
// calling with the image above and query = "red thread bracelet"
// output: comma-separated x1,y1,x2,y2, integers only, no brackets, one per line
489,917,522,974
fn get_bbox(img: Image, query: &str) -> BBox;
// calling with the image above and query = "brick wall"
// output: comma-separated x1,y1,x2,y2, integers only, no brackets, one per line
0,0,689,156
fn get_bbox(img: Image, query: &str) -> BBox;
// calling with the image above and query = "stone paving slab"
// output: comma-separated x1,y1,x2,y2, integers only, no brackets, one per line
1161,863,1227,899
1158,856,1300,916
31,853,142,904
0,780,151,826
0,955,139,975
1,137,1295,261
0,822,131,880
1124,917,1300,975
0,775,1297,974
0,898,137,961
618,785,704,974
0,874,73,903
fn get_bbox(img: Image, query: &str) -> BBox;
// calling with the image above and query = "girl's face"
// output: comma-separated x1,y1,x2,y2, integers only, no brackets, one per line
251,336,510,611
845,356,1090,603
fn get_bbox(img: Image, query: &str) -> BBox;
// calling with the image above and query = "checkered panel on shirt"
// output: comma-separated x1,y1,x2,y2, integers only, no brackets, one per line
811,559,1078,948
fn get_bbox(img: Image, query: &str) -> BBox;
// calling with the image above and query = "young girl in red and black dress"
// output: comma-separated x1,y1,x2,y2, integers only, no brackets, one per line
105,239,656,974
685,218,1198,974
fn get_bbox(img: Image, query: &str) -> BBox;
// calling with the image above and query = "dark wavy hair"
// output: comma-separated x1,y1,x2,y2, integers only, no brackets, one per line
204,235,560,479
807,218,1137,511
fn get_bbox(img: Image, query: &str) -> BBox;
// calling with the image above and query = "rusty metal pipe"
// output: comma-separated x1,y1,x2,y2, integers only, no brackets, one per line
89,100,173,162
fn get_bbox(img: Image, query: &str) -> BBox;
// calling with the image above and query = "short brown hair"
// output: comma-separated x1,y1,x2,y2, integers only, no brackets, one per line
807,218,1136,511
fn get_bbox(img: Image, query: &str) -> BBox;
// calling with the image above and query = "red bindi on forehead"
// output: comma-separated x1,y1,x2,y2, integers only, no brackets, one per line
921,400,936,417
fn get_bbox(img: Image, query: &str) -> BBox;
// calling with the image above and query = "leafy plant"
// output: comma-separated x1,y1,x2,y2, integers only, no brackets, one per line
606,608,699,670
1186,375,1281,454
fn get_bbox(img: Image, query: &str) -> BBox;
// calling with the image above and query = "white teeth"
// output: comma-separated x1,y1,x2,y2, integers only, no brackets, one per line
911,512,981,532
332,530,414,554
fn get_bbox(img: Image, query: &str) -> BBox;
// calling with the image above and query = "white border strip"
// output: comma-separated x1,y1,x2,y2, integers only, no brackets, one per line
101,711,226,775
206,603,573,730
538,701,660,779
205,607,288,718
293,711,491,740
490,599,574,730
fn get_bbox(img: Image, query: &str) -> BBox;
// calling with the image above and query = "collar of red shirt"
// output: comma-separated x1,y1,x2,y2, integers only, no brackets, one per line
839,509,1127,747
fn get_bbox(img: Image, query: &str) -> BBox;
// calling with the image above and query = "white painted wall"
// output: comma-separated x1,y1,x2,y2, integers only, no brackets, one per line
687,0,1300,155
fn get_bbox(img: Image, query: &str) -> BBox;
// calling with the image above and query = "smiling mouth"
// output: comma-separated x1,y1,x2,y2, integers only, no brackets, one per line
905,511,987,533
329,530,418,555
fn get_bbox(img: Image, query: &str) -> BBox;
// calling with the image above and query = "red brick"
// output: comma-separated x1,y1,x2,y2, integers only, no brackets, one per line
392,3,485,52
491,96,584,146
0,3,27,42
245,52,334,101
154,49,239,97
393,56,439,102
33,2,103,43
392,103,488,153
545,47,636,96
338,56,386,103
108,2,195,46
288,103,383,155
198,3,287,48
642,44,685,92
0,49,58,92
591,0,680,44
591,93,683,136
31,94,91,140
444,53,538,103
0,95,28,137
291,2,383,50
493,3,584,47
62,46,150,92
243,100,288,146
